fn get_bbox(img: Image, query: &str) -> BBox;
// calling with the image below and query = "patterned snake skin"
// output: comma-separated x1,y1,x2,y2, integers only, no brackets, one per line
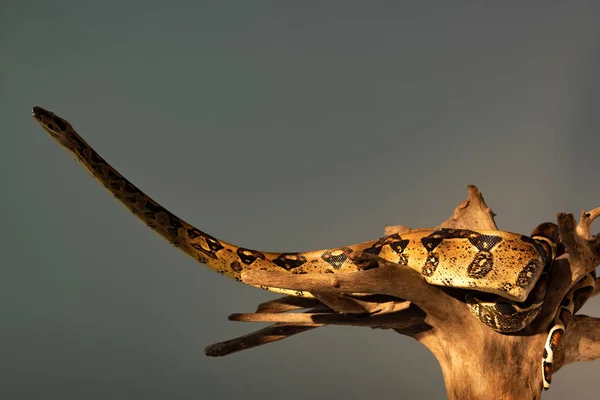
31,106,595,390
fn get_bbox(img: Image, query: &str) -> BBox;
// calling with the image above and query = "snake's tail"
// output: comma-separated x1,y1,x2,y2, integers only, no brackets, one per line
31,106,376,292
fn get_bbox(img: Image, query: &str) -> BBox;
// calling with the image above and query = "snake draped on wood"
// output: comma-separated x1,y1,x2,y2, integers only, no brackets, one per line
31,106,594,390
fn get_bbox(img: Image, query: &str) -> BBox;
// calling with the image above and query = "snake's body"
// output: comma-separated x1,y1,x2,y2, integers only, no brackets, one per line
31,106,594,390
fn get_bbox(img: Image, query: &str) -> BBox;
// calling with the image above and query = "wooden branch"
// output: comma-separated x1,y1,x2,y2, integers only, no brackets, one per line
558,212,600,282
205,322,322,357
203,185,599,398
229,301,421,330
255,296,323,313
242,254,467,328
437,185,498,230
576,207,600,240
553,315,600,371
540,210,600,328
384,185,496,234
309,291,377,314
384,224,411,236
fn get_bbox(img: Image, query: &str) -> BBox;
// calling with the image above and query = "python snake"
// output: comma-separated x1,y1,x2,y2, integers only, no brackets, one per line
31,106,595,390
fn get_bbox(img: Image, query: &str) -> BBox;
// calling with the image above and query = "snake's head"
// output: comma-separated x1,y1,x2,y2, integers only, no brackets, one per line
32,106,71,139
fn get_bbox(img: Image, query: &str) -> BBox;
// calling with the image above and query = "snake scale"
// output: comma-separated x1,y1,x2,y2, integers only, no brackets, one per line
32,106,595,390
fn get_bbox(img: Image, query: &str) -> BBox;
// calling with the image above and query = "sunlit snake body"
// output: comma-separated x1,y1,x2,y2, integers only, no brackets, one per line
31,106,594,389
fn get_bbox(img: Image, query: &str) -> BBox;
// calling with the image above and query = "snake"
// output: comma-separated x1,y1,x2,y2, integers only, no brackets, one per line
31,106,595,389
541,271,596,389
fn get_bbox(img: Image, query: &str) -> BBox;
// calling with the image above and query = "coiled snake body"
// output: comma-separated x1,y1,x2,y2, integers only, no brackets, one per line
32,106,594,390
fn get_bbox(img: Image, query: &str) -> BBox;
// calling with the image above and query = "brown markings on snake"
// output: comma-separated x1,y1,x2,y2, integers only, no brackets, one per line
321,247,354,269
422,252,440,276
236,248,266,265
558,308,572,325
515,259,541,288
421,229,498,253
499,282,514,294
543,362,553,385
68,132,87,157
362,234,404,256
494,302,517,316
520,234,550,262
421,236,443,252
573,286,594,312
187,227,224,258
230,261,243,272
272,253,307,270
468,235,502,251
140,201,183,238
467,251,494,278
548,329,564,353
51,115,68,131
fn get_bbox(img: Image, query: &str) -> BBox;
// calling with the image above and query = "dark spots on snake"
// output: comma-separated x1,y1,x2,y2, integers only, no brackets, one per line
52,115,68,131
519,235,538,247
69,133,86,157
108,169,120,180
433,228,480,239
560,297,571,308
272,253,307,270
468,235,502,251
47,124,54,130
421,236,443,252
351,254,380,270
144,200,163,215
515,260,541,288
362,234,404,256
91,163,103,174
388,238,410,254
495,302,517,316
124,182,140,195
141,201,183,238
467,252,494,278
90,151,103,164
166,215,183,237
236,248,266,264
109,182,121,190
499,282,514,293
573,286,594,311
398,254,409,265
543,361,553,385
321,247,353,269
470,302,496,328
187,228,223,258
421,252,439,276
230,261,243,272
548,329,563,351
558,308,572,325
196,254,208,263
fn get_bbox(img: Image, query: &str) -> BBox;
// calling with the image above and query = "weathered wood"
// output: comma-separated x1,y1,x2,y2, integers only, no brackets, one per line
206,185,600,399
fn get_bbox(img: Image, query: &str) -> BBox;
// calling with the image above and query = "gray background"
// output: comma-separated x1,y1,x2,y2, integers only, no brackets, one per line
2,1,600,399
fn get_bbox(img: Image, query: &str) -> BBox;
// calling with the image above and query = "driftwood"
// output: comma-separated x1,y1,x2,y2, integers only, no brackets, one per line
204,185,599,399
